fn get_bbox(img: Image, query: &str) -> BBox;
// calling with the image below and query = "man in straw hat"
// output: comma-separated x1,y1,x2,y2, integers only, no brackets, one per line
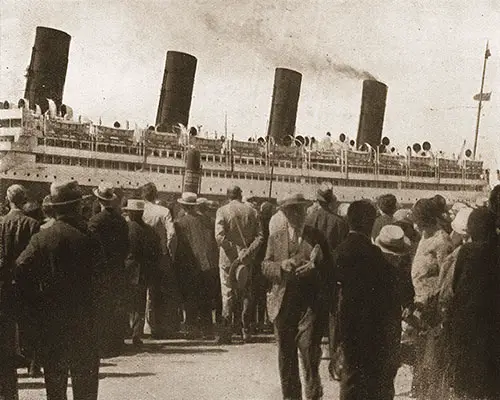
215,185,263,344
175,193,219,339
88,182,129,357
263,193,330,400
122,199,161,347
0,184,40,398
15,180,102,400
335,200,401,400
141,182,180,339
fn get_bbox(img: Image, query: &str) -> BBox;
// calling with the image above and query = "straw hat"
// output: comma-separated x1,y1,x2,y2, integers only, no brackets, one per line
48,181,83,206
375,225,411,255
451,207,473,235
228,260,249,291
93,182,117,202
123,199,145,212
177,192,198,206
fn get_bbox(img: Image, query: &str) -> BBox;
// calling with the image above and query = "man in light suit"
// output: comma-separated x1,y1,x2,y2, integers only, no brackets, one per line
215,186,263,344
263,193,330,400
141,182,180,338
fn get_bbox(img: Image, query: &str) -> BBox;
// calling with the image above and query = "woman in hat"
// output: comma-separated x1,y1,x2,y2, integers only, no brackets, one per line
410,198,453,399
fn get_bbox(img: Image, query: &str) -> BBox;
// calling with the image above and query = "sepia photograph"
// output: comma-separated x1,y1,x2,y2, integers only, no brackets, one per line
0,0,499,399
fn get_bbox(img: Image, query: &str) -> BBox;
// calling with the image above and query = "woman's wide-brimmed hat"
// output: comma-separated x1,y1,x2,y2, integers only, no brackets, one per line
48,180,83,206
177,192,198,206
93,182,117,202
278,193,309,209
375,224,411,255
123,199,145,212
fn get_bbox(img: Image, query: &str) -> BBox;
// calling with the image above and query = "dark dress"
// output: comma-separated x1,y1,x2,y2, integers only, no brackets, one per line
445,241,500,399
88,207,129,356
16,215,102,400
336,232,401,400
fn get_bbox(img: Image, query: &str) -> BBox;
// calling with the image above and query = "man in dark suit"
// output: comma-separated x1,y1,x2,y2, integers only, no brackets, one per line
263,193,330,400
88,182,129,357
175,193,219,339
0,184,40,399
336,200,401,400
15,181,102,400
122,199,161,346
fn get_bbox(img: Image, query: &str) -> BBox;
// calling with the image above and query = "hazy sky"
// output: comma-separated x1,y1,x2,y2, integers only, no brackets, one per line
1,0,498,165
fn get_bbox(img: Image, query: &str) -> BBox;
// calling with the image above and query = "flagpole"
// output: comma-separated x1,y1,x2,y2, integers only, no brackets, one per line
473,41,490,160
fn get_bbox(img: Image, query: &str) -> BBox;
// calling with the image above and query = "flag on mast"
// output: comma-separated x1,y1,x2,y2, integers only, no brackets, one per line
473,92,492,101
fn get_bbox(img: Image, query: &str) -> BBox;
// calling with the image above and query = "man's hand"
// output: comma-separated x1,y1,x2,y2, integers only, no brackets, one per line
295,261,316,278
281,258,299,273
238,248,251,265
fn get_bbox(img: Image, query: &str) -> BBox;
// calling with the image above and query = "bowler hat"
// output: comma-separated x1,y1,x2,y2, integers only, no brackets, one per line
93,182,117,202
278,193,309,209
375,225,411,255
123,199,145,212
48,181,83,206
177,192,198,206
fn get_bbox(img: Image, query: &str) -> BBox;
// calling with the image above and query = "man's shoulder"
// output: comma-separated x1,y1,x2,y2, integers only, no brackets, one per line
145,202,171,217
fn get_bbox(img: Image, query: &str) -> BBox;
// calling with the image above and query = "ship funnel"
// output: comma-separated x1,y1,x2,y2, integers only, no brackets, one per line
155,51,197,133
24,27,71,114
356,80,388,149
267,68,302,146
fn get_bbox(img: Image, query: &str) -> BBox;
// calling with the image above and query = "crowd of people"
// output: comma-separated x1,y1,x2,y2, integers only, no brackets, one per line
0,178,499,400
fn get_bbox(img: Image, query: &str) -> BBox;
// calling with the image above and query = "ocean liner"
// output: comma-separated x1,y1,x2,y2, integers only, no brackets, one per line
0,27,489,205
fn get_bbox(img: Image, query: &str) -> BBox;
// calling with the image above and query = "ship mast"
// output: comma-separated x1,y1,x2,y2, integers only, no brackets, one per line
473,41,491,160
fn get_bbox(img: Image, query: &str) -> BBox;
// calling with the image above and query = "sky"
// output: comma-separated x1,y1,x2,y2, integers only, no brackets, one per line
1,0,499,167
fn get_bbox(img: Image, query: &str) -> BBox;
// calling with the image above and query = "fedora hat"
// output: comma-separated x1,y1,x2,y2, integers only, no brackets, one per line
375,225,411,255
48,180,83,206
93,182,117,202
229,260,249,291
278,193,309,209
123,199,145,212
177,192,198,205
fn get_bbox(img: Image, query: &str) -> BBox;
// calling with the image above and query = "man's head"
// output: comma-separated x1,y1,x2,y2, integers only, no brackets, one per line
316,183,337,211
177,192,198,213
467,207,496,242
142,182,158,202
347,200,377,236
49,180,83,217
279,194,309,228
6,184,28,209
93,182,118,209
123,199,145,223
42,195,54,219
412,198,439,231
227,185,242,201
377,194,397,216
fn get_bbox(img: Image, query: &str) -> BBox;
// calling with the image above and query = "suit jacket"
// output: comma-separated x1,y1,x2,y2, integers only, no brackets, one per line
125,220,161,286
336,232,401,371
371,213,394,240
143,201,177,258
262,210,330,323
0,209,40,310
88,207,129,277
15,215,103,361
215,200,263,270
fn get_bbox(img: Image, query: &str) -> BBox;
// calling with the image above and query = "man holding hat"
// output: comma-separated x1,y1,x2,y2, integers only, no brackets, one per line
263,193,330,400
0,184,39,398
122,199,162,346
15,180,102,400
175,193,219,339
88,182,129,357
215,185,263,344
